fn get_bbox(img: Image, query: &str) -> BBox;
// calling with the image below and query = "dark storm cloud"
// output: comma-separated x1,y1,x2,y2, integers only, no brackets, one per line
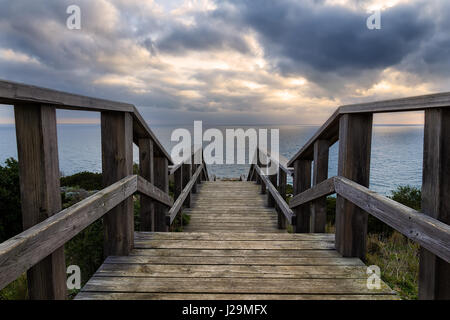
0,0,449,125
158,17,251,54
226,0,435,75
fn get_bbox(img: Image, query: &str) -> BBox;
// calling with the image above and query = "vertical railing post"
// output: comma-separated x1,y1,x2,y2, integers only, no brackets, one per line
191,152,198,194
173,166,183,230
293,159,312,233
260,173,266,194
277,168,287,229
419,108,450,300
174,167,183,201
335,113,372,260
139,138,154,231
154,154,169,231
257,149,266,194
101,111,134,256
311,140,329,233
14,104,67,300
182,163,192,208
267,168,277,207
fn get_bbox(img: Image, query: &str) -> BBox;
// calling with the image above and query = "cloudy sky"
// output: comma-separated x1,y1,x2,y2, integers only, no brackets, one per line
0,0,449,125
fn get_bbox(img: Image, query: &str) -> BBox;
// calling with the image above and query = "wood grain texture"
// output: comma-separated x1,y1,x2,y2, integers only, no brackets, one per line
101,111,134,256
289,178,335,209
76,231,396,300
312,139,329,233
335,113,372,260
293,159,312,233
154,156,169,231
76,292,399,300
334,177,450,263
419,108,450,300
183,181,282,233
0,176,137,291
139,138,154,231
278,169,288,229
137,176,173,207
14,104,66,299
181,163,192,208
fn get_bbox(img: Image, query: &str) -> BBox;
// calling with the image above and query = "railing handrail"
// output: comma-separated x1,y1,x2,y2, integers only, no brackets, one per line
0,174,173,291
288,91,450,165
289,176,450,264
167,163,204,226
253,165,295,225
0,79,172,164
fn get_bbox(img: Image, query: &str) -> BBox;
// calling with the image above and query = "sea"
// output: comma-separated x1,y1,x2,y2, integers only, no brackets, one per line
0,124,423,196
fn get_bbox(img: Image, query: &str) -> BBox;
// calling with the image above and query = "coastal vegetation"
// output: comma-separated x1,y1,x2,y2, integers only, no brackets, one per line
1,158,420,299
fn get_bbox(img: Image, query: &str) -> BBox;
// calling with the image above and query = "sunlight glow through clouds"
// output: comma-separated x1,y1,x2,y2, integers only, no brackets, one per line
0,49,40,65
0,0,447,125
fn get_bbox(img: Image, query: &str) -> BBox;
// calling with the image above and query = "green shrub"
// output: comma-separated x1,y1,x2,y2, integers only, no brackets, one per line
61,171,102,191
390,185,421,211
0,158,22,244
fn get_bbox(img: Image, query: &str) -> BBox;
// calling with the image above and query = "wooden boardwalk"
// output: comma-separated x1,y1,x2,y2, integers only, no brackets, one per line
184,181,284,233
76,181,397,300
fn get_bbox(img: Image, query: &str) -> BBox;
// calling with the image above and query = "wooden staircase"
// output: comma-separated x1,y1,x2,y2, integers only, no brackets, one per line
76,180,397,300
183,181,284,233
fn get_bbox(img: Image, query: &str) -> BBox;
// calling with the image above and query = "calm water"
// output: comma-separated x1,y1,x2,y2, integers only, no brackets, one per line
0,124,423,195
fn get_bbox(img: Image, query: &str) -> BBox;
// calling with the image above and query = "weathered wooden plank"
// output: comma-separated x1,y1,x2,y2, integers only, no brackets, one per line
129,249,340,258
183,223,280,229
139,138,154,231
293,159,312,232
137,176,173,207
135,231,334,241
289,178,335,209
182,228,287,233
0,176,137,291
267,172,278,208
419,108,450,300
312,139,330,233
187,218,278,223
334,176,450,264
131,240,335,250
75,292,399,300
278,169,288,229
95,263,368,279
105,255,362,266
0,80,134,112
101,111,134,256
335,113,372,260
81,277,394,294
153,156,169,231
134,232,335,241
182,163,192,208
14,104,66,299
340,91,450,114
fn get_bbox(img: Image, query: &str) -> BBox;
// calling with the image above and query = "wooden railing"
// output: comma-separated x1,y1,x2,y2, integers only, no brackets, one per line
0,80,174,299
167,146,209,228
247,147,295,229
287,92,450,300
